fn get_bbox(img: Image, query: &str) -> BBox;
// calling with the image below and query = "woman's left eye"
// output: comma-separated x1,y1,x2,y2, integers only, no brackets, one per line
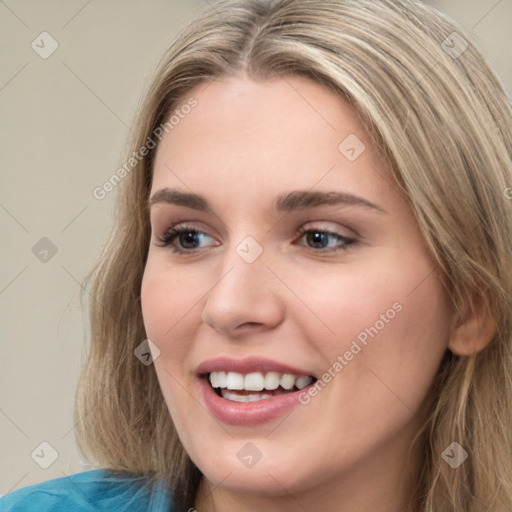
156,225,356,254
296,227,356,253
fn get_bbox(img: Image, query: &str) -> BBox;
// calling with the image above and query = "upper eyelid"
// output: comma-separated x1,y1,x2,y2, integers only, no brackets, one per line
149,203,362,237
156,221,354,237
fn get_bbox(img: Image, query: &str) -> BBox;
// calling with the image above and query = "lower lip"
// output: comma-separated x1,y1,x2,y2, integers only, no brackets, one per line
199,377,309,426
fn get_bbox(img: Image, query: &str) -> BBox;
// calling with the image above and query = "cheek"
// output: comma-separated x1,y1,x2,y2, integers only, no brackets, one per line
140,257,201,417
140,260,200,429
289,246,451,404
292,245,450,351
140,257,195,351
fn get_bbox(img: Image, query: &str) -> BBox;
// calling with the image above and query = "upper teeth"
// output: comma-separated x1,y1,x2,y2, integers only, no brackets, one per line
208,371,313,391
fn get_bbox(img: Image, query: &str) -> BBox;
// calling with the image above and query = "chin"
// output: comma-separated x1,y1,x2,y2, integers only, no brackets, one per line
196,455,305,497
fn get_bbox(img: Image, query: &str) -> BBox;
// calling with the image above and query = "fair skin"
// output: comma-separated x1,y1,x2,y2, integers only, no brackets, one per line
141,74,471,512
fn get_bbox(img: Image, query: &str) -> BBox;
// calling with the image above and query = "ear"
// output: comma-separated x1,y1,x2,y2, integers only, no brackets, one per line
448,295,497,356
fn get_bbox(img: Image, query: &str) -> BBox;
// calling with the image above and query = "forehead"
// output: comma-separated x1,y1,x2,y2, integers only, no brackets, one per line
151,74,391,203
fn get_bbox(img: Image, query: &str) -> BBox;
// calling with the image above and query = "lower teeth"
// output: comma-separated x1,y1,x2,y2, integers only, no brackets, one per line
218,387,292,402
221,390,274,402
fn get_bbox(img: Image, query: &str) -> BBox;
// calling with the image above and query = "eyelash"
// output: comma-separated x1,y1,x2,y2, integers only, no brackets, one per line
156,223,357,255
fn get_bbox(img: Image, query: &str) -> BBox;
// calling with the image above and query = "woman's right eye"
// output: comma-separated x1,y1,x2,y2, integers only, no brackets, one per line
156,224,217,254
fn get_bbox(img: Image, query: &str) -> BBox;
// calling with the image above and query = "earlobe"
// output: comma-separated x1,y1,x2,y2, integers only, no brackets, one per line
448,296,497,356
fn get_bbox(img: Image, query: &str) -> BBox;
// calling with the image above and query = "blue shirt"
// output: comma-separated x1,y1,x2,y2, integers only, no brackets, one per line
0,469,175,511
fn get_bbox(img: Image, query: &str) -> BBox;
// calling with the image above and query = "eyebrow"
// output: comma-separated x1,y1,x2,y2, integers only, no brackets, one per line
149,188,387,214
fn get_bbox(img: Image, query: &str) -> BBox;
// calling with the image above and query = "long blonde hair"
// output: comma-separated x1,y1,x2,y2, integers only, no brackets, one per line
74,1,512,510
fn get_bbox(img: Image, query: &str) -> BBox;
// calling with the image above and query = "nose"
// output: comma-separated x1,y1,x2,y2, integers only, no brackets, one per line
200,239,285,337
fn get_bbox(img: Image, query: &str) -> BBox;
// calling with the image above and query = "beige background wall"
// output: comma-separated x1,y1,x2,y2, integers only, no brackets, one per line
1,0,511,496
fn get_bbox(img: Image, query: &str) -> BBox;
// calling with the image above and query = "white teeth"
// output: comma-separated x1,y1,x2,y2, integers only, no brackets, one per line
209,372,223,388
295,375,312,390
209,372,218,388
217,371,227,388
244,372,265,391
208,371,313,392
280,374,296,390
225,372,244,390
264,372,281,390
221,390,274,402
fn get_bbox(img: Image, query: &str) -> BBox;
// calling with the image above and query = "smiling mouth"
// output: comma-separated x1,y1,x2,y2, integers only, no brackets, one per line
206,370,316,402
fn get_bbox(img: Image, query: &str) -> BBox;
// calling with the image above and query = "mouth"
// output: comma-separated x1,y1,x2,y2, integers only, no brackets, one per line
196,356,319,424
204,371,317,403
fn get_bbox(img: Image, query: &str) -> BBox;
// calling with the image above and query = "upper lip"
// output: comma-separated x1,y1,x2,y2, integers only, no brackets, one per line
196,356,315,377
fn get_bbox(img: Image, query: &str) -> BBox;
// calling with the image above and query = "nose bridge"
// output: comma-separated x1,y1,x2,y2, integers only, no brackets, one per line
200,233,283,334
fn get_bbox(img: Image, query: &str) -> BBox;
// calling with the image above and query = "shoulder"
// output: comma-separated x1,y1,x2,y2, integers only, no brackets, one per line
0,469,174,512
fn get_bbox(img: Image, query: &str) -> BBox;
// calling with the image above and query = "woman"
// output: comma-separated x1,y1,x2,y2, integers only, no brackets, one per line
3,0,511,511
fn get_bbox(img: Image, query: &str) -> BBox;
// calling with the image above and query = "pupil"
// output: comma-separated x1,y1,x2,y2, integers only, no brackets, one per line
308,232,327,248
181,232,199,249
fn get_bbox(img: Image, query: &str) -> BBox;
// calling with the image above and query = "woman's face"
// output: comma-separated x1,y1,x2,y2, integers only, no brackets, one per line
141,74,454,506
